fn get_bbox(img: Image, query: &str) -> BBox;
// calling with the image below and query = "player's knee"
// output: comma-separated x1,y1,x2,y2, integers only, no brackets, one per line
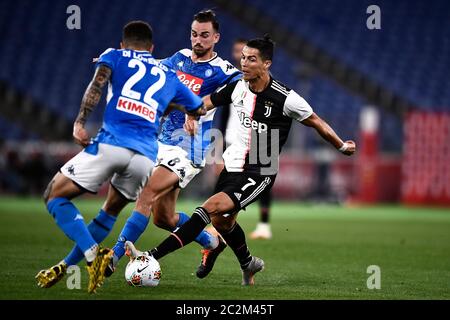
201,202,218,216
202,199,231,216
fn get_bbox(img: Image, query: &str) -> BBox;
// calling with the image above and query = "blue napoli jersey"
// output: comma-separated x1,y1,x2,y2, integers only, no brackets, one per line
159,49,241,165
93,48,202,161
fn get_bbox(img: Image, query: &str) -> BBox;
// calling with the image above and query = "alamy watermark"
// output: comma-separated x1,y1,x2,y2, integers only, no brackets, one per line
366,265,381,289
66,265,81,289
66,5,81,30
366,5,381,30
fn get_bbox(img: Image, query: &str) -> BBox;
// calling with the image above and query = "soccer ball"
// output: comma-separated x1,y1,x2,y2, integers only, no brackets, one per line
125,255,161,287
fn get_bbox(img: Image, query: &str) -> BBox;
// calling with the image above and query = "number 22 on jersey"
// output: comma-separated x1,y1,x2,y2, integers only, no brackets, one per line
117,58,166,123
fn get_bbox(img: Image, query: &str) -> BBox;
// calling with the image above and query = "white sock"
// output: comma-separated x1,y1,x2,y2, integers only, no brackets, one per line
84,244,99,263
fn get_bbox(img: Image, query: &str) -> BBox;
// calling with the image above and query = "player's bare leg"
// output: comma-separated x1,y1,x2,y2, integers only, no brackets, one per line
135,166,179,218
151,170,182,231
44,172,85,203
147,166,221,246
102,184,130,217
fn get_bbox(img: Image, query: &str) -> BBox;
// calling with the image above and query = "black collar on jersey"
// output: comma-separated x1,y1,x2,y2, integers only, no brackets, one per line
192,51,218,63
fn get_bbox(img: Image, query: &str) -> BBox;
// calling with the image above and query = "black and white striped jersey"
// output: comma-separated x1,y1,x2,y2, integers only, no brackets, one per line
210,77,313,175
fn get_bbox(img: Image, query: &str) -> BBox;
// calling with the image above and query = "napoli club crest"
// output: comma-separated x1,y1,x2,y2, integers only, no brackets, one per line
205,69,213,77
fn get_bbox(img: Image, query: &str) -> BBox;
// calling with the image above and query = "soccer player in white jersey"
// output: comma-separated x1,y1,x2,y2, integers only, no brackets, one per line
221,38,274,240
35,21,204,293
106,10,241,279
126,35,356,285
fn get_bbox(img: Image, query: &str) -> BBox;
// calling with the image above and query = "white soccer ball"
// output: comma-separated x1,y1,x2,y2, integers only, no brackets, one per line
125,255,161,287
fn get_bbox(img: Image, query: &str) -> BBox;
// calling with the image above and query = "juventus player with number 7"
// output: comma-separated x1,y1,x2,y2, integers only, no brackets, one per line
125,35,356,285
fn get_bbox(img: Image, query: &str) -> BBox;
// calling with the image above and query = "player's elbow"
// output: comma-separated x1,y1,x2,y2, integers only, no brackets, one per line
301,112,321,127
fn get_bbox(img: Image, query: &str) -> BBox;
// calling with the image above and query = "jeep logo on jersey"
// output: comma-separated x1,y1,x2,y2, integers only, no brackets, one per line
176,71,203,95
238,112,268,133
116,96,156,122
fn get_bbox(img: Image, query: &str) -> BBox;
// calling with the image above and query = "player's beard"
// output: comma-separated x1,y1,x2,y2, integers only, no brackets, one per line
192,45,211,58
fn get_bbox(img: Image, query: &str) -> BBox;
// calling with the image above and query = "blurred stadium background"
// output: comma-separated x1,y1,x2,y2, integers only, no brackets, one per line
0,0,449,205
0,0,449,300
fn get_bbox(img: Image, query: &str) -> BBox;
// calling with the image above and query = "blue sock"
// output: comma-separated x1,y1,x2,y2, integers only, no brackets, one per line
47,198,97,256
177,212,215,249
112,211,149,260
63,209,117,266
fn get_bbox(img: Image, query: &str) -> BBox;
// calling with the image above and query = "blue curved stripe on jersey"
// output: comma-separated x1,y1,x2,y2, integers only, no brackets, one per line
90,48,202,161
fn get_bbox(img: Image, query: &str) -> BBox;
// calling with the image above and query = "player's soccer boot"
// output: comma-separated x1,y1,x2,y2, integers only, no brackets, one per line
104,253,118,278
124,241,149,259
104,260,115,278
249,223,272,240
196,235,227,279
35,261,68,288
86,247,113,294
241,256,265,285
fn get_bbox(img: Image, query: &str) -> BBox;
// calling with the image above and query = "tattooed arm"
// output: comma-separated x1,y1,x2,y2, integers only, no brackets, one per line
73,65,112,146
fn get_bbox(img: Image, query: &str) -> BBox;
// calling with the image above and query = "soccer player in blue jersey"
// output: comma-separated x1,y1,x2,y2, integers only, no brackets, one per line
106,10,241,279
35,21,205,293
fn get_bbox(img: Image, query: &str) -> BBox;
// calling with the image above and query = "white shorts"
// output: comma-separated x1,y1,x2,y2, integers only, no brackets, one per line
61,143,154,201
156,142,203,188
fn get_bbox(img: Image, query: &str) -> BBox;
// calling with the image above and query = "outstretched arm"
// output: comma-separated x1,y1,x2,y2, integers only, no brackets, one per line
202,94,215,111
183,95,217,135
73,65,111,146
301,113,356,156
167,102,207,117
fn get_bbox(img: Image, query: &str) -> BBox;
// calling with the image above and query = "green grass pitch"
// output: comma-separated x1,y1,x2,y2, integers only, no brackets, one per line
0,196,449,300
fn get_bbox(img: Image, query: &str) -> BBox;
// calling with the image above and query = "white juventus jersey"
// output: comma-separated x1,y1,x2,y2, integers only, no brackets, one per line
210,77,313,174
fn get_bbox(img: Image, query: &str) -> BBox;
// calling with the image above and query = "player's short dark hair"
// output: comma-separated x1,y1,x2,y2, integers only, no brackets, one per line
122,21,153,47
193,9,220,32
246,34,275,61
233,38,247,45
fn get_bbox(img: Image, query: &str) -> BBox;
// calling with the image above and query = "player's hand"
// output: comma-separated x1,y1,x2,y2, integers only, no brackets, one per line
73,122,90,147
340,140,356,156
183,116,198,136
